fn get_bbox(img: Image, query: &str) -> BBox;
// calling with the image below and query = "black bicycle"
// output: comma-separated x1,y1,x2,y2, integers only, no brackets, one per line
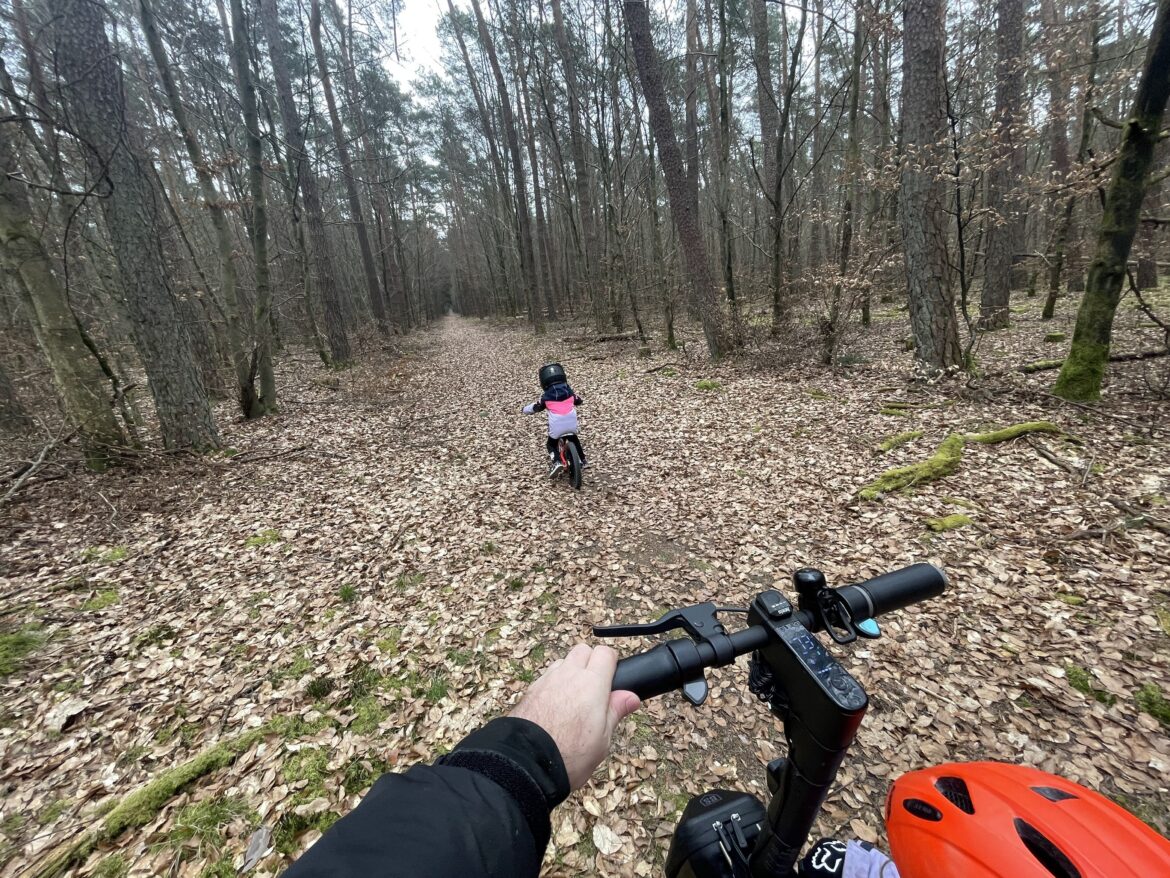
595,563,947,877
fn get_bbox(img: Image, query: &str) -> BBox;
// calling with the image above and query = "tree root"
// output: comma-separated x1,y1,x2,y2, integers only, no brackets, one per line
858,422,1061,500
28,722,275,878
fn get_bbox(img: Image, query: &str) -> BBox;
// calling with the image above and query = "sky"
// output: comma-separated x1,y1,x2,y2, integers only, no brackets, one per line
381,0,446,90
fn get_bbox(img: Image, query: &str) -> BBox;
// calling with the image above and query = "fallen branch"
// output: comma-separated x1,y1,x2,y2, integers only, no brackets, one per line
1106,497,1170,536
644,363,684,374
28,721,276,878
1019,349,1170,373
858,422,1062,500
1026,437,1081,475
1016,388,1157,434
562,332,638,344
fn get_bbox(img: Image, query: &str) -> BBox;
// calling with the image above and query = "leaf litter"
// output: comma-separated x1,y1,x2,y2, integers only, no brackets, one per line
1,310,1168,876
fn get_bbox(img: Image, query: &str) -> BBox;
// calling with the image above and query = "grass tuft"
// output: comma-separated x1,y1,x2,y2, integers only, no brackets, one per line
81,590,119,611
0,628,42,677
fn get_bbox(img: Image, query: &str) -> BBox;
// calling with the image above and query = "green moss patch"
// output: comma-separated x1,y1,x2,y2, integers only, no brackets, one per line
342,755,390,796
1021,358,1065,374
1044,332,1067,343
244,529,281,548
30,723,276,878
877,430,924,453
1055,593,1087,606
81,546,128,564
805,388,832,400
1136,684,1170,728
81,590,119,611
858,422,1061,500
694,379,721,391
926,514,972,532
1066,664,1115,706
965,421,1061,444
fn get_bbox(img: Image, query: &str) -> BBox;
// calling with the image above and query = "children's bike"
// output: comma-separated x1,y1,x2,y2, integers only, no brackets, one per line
597,564,1170,877
554,434,583,490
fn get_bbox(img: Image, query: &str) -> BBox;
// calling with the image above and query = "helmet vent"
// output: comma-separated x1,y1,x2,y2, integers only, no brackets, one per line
901,798,943,822
1032,786,1078,802
934,776,974,814
1014,818,1081,878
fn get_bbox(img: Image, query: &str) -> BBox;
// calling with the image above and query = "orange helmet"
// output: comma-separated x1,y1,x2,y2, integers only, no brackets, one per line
885,762,1170,877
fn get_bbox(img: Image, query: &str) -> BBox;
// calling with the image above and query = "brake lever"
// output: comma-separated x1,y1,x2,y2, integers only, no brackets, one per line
594,603,747,707
593,602,730,641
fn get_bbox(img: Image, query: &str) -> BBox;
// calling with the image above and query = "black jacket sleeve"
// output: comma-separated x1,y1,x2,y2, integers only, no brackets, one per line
280,718,570,878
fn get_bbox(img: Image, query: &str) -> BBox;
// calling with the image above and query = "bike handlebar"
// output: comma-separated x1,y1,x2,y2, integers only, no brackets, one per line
610,563,947,699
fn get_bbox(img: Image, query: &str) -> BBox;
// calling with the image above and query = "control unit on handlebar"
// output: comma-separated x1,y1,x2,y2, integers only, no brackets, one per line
594,563,948,878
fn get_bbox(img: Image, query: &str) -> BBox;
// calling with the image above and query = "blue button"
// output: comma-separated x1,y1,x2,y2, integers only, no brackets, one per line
856,618,880,637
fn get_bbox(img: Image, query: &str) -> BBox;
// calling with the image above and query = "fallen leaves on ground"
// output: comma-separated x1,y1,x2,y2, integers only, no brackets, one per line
1,301,1168,877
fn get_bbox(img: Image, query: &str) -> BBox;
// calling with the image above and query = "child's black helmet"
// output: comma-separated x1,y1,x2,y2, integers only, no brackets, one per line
538,363,567,390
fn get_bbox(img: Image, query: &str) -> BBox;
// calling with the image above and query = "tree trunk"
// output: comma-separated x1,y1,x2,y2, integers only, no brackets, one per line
1054,0,1170,400
139,0,268,418
1043,17,1101,320
685,0,700,202
624,0,729,357
750,0,777,203
899,0,963,373
0,128,125,464
447,0,516,312
770,0,806,332
979,0,1026,330
258,0,351,364
0,359,29,431
469,0,543,331
229,0,275,410
51,0,218,450
511,9,557,323
309,0,390,335
1040,0,1071,306
550,0,599,312
823,8,865,364
326,0,408,329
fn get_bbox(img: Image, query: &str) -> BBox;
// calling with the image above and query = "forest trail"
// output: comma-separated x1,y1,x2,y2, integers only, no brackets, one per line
2,316,1169,876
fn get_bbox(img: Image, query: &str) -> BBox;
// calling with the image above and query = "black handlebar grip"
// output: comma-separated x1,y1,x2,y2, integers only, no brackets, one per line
611,642,689,700
837,563,947,620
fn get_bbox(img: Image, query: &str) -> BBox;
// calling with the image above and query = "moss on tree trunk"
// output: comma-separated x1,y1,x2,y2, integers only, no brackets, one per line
1053,0,1170,400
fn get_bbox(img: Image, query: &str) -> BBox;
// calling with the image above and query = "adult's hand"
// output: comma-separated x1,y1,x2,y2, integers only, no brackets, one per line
509,644,640,789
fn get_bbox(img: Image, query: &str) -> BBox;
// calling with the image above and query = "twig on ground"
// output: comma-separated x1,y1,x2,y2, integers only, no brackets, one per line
2,430,76,505
1014,388,1157,434
1026,437,1081,475
644,363,685,374
1106,497,1170,535
224,444,309,465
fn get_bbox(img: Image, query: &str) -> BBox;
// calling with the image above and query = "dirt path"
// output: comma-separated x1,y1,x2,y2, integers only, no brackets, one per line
2,316,1169,876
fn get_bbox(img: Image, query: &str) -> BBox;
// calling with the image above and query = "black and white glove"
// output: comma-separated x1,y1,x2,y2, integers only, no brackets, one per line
799,838,900,878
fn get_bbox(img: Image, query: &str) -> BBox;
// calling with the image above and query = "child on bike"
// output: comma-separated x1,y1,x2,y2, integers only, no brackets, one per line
522,362,587,478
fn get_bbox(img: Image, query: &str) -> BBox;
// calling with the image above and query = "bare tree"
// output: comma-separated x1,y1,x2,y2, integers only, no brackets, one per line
309,0,390,335
979,0,1026,330
50,0,218,449
623,0,730,357
1055,0,1170,400
258,0,352,364
899,0,963,372
0,126,125,463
